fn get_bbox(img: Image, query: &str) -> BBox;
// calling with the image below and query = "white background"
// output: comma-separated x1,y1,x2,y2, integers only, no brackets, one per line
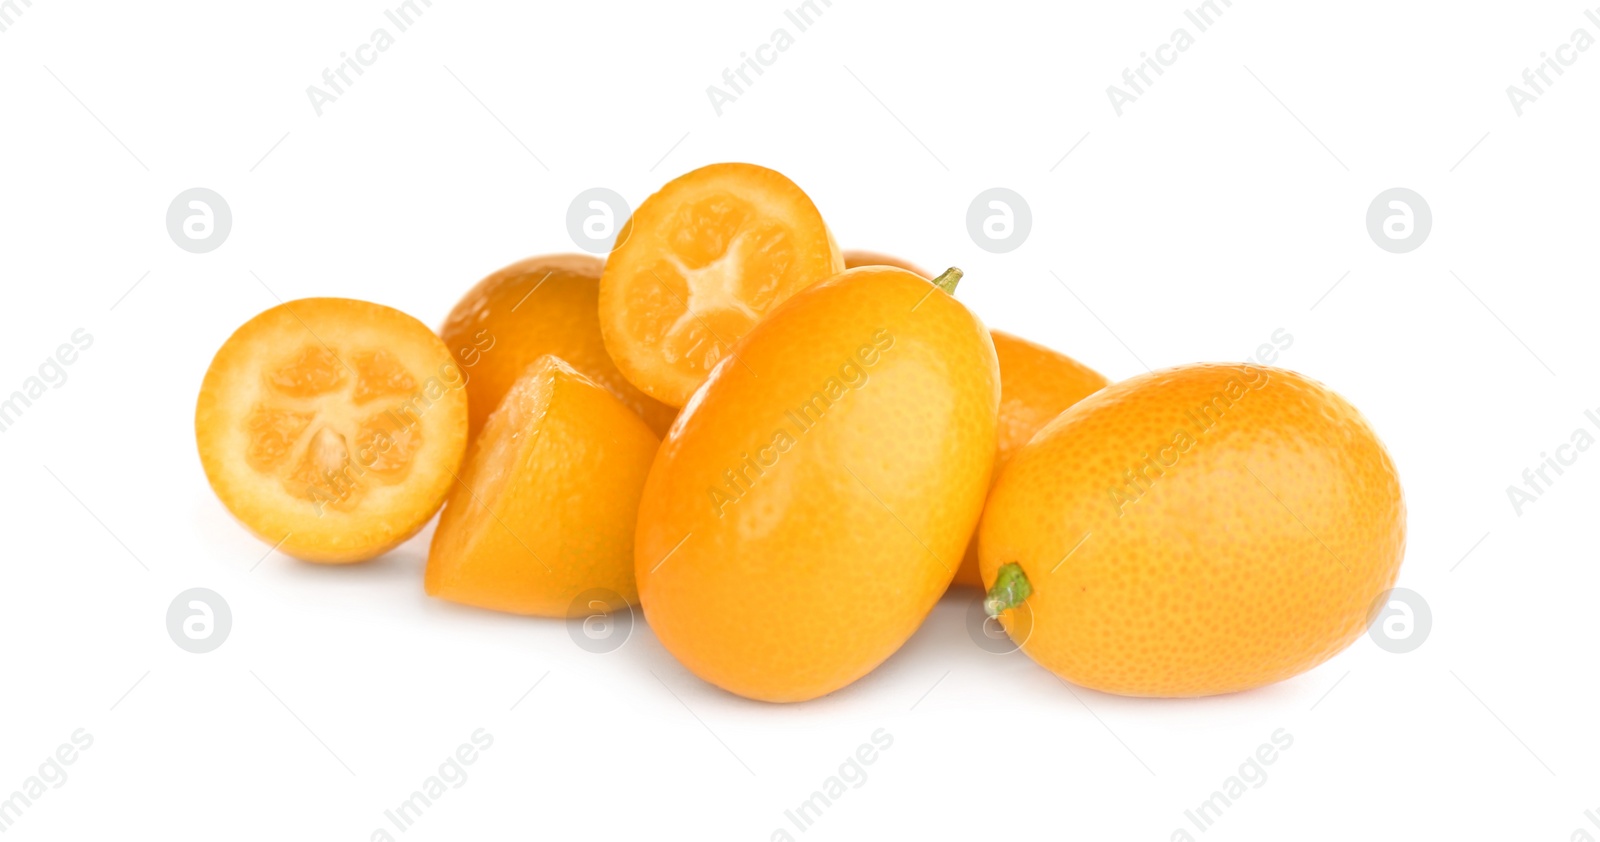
2,0,1597,839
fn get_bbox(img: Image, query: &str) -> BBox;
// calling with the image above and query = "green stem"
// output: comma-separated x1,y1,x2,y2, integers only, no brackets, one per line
984,562,1032,617
931,267,963,295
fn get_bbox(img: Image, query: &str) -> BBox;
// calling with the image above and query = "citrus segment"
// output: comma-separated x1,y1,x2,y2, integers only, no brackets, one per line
267,346,346,397
351,350,419,404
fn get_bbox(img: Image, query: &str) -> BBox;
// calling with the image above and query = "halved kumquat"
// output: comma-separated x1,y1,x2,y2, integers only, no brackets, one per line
599,162,843,407
195,298,469,563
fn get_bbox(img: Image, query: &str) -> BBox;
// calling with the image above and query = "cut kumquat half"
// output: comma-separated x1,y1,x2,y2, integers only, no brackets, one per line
195,298,469,563
598,162,843,407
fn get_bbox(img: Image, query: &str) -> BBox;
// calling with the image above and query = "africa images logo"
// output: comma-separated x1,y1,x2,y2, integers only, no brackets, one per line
1105,0,1236,115
304,0,437,116
1504,7,1600,116
0,329,93,435
705,0,833,115
1504,407,1600,516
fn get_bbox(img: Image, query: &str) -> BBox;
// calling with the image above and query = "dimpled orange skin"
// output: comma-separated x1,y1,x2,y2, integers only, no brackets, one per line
636,266,1000,703
440,254,676,440
949,331,1108,589
979,363,1405,697
425,357,659,616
